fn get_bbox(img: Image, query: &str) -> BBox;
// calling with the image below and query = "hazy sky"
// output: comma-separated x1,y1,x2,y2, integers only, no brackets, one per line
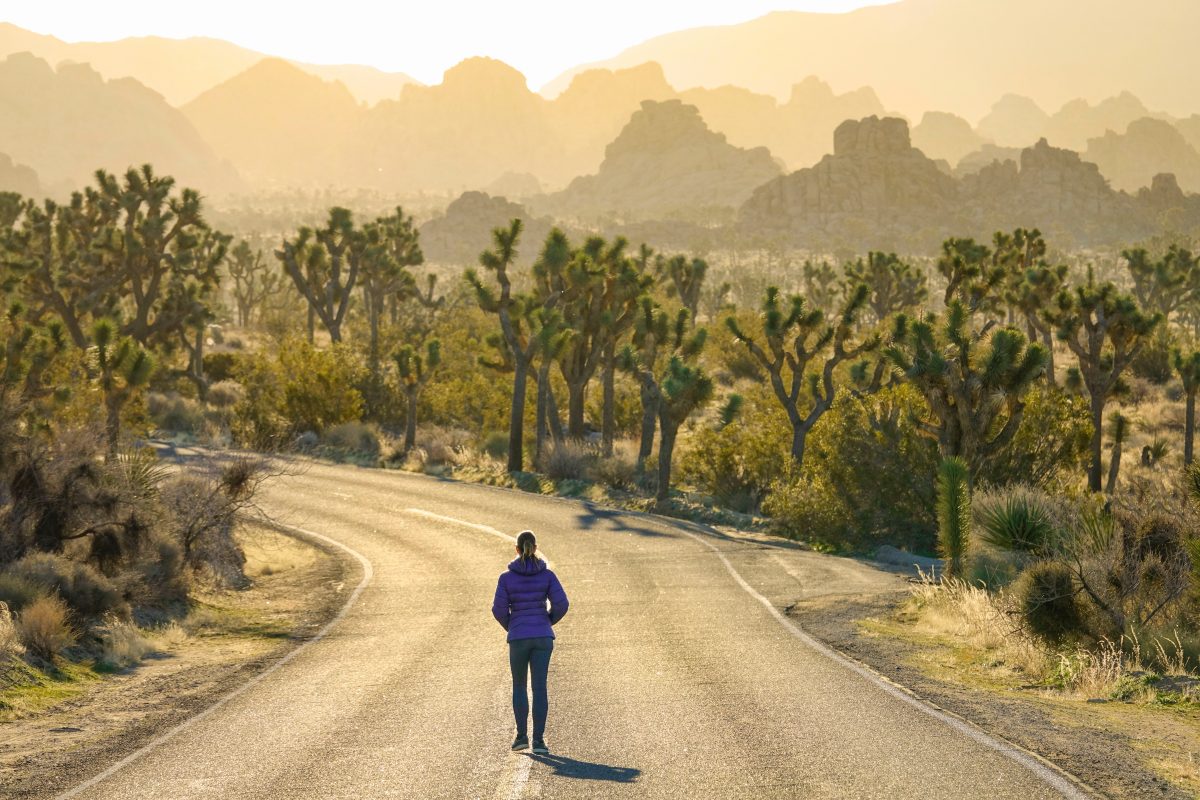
4,1,891,87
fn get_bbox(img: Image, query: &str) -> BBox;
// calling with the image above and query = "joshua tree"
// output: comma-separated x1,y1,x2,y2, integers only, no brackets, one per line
843,251,928,324
887,303,1047,475
1123,245,1199,323
466,219,561,472
226,239,283,328
936,456,971,579
277,207,359,343
91,319,155,459
1105,411,1129,495
657,254,708,321
621,300,693,471
1050,273,1160,491
1007,259,1069,388
937,237,1006,318
727,283,879,468
360,207,427,374
801,259,841,313
394,339,440,453
1174,348,1200,465
654,357,714,503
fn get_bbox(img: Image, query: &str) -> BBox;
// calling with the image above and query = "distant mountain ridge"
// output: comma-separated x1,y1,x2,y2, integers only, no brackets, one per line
0,22,418,105
542,0,1200,121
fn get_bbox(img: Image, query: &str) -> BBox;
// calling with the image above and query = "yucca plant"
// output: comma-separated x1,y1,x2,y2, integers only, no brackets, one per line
975,487,1059,556
936,456,971,579
91,319,155,459
1105,411,1129,495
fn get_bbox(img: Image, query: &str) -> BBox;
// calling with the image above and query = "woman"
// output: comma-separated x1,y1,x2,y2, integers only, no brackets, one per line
491,530,569,755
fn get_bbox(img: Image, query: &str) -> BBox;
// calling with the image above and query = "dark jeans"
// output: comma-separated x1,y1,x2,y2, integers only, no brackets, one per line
509,636,554,739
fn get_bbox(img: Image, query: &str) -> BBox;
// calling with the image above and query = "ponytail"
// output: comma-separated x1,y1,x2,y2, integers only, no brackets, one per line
516,530,537,563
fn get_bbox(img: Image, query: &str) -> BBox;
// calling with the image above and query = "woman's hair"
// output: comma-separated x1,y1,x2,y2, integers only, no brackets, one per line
516,530,537,562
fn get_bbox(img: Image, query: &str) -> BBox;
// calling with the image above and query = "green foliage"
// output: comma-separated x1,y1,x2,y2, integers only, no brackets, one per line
1130,327,1175,384
843,251,928,323
974,486,1061,555
1016,561,1085,645
231,339,364,447
978,387,1092,487
763,384,938,552
936,457,971,578
680,392,791,512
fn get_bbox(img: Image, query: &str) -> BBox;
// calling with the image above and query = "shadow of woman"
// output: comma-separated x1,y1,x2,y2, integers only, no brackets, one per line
528,752,640,783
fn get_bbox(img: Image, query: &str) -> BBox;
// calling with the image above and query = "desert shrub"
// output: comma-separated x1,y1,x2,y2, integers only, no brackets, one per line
1015,561,1085,645
680,395,791,512
0,573,43,612
590,441,639,490
543,441,596,481
765,384,938,552
232,340,364,447
979,387,1092,488
0,602,22,662
481,431,509,461
322,421,381,458
1131,327,1175,385
202,352,239,383
95,613,155,669
585,379,644,438
6,553,127,618
159,468,251,589
147,392,205,435
122,535,188,607
206,380,245,410
17,595,76,660
973,485,1064,556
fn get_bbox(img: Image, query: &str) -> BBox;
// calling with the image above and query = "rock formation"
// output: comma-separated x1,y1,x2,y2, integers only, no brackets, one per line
977,94,1050,148
418,191,556,266
912,111,989,165
540,100,782,222
740,116,959,247
1083,117,1200,192
0,152,40,197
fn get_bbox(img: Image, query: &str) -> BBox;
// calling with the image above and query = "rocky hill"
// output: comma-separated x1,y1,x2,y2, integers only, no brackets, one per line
418,191,557,266
183,59,362,188
1083,117,1200,193
0,153,40,197
0,52,239,195
740,116,959,246
912,111,988,165
740,117,1200,251
539,99,782,222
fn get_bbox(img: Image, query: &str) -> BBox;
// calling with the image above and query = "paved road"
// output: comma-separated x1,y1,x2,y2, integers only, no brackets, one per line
56,460,1088,799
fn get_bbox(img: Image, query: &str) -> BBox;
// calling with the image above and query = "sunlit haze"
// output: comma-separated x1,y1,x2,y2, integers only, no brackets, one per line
3,0,891,88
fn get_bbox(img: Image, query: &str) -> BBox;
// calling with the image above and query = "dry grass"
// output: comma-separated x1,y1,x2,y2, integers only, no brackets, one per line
907,575,1200,703
94,614,156,670
17,596,76,661
0,602,23,662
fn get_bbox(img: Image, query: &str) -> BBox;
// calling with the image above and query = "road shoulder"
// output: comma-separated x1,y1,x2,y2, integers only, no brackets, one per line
0,522,357,800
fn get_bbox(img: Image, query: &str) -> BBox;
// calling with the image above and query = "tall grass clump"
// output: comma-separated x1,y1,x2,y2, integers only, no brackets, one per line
17,595,76,661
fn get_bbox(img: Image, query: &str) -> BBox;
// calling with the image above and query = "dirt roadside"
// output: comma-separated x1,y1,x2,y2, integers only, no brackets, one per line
790,590,1199,800
0,522,357,799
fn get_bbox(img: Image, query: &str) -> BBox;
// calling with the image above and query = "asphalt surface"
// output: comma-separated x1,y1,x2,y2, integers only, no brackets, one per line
54,460,1090,799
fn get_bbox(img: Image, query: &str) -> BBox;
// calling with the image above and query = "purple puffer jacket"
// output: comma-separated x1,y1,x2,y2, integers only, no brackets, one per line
492,557,569,642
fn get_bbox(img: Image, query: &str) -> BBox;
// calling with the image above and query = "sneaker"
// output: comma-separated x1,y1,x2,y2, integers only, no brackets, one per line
531,739,549,755
511,734,529,751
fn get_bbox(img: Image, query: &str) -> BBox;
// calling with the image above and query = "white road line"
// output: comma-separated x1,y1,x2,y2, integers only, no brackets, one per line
681,530,1094,800
504,755,533,800
53,522,375,800
403,508,553,568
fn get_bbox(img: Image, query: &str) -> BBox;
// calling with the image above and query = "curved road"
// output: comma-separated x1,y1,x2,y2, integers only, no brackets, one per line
56,460,1088,799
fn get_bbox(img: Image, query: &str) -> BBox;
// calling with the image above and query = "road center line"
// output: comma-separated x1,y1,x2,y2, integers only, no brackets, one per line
403,508,553,568
54,521,375,800
680,530,1094,800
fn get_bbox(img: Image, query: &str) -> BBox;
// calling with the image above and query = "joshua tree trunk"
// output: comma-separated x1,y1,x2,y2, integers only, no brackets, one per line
105,396,122,461
656,422,677,503
1105,438,1123,495
535,360,552,467
1088,395,1105,493
1042,330,1056,388
791,424,809,467
601,343,616,456
567,381,587,440
637,382,657,471
508,360,529,472
404,387,419,453
307,306,316,344
1186,390,1197,466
